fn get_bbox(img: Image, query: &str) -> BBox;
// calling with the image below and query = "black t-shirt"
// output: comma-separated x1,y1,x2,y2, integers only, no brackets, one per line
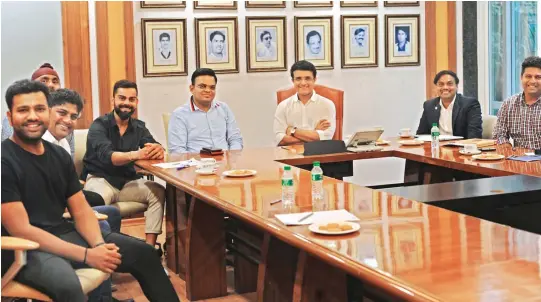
1,139,81,235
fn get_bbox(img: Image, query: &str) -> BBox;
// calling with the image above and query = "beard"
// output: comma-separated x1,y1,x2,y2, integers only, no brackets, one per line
13,122,47,144
114,105,135,120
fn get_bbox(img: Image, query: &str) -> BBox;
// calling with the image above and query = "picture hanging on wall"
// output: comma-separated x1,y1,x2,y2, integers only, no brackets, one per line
294,16,334,69
246,16,287,72
195,17,239,73
194,0,237,9
385,14,420,67
340,1,377,7
384,1,420,7
245,1,286,8
294,1,333,8
341,15,378,68
140,1,186,8
141,18,188,77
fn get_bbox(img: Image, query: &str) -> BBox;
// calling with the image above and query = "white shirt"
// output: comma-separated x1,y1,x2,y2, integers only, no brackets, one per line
438,95,456,136
273,92,336,145
42,130,71,155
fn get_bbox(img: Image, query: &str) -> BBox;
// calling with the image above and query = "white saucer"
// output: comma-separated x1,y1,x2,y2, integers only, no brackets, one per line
459,149,481,155
195,169,216,175
308,222,360,235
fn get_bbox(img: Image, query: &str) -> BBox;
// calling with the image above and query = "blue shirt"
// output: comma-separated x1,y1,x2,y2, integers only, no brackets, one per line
168,98,243,154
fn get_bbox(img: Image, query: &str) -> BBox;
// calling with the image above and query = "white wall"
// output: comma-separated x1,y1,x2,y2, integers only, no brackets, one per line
0,1,64,116
133,1,426,185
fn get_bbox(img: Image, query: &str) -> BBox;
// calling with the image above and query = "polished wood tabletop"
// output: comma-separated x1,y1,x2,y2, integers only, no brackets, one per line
137,146,541,301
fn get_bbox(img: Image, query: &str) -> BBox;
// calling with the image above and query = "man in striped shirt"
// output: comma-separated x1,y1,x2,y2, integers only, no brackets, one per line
493,56,541,149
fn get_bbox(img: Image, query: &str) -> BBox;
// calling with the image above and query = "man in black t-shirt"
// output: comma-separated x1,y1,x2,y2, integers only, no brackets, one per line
1,80,179,302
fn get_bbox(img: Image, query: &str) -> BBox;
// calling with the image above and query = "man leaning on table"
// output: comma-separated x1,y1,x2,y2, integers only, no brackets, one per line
168,68,243,154
493,56,541,150
416,70,482,139
274,60,336,146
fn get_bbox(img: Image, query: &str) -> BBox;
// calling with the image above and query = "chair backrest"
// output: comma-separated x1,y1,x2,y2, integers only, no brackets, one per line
276,84,344,140
162,113,171,150
482,115,497,139
73,129,89,177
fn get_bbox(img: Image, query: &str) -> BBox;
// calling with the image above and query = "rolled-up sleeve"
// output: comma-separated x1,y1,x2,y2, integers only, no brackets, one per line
168,111,188,154
87,121,114,165
224,105,243,150
493,98,511,145
318,101,336,140
273,102,288,145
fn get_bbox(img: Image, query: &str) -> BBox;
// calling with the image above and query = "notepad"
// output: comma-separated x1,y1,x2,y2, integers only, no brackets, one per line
152,158,199,169
275,209,360,226
415,135,463,142
508,155,541,162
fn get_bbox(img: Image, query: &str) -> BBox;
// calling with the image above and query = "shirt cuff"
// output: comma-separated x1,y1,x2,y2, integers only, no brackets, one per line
316,130,329,140
496,137,510,145
275,133,286,145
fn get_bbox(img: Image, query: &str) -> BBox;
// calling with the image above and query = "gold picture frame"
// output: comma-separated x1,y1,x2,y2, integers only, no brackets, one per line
195,17,239,74
294,16,334,70
245,1,286,8
385,14,420,67
294,1,333,7
384,1,420,7
246,16,287,73
341,15,378,68
194,0,237,9
140,1,186,8
341,1,377,7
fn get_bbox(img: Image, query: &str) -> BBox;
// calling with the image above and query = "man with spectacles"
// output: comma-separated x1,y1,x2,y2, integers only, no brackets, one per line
274,60,336,146
168,68,243,154
256,30,277,61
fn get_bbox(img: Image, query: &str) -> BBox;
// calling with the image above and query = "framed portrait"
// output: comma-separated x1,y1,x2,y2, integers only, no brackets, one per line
294,16,334,70
246,16,287,73
245,1,286,8
341,15,378,68
294,1,333,8
195,17,239,73
385,14,420,67
389,196,422,217
140,1,185,8
341,1,377,7
384,1,420,7
194,0,237,9
141,18,187,77
390,223,425,272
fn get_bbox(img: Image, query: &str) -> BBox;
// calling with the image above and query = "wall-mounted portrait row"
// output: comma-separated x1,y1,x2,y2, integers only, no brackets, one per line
139,1,420,9
141,15,420,77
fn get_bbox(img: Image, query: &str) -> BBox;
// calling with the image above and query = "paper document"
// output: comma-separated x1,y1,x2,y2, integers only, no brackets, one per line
152,158,199,169
275,209,360,226
415,135,463,142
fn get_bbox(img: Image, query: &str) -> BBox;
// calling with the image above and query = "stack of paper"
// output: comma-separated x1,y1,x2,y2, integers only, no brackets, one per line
415,135,463,142
152,158,199,169
275,209,360,226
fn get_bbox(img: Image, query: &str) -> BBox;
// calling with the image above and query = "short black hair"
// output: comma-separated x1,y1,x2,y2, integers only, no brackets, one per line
49,88,84,113
433,70,460,85
113,80,138,96
191,68,218,85
354,28,365,35
260,31,271,41
305,30,321,45
159,32,170,41
290,60,317,79
5,79,49,111
521,56,541,75
210,31,225,42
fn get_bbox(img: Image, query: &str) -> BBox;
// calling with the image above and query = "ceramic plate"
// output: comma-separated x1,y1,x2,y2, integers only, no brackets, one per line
223,169,257,177
375,140,390,146
459,149,481,155
195,169,217,175
472,154,505,161
308,222,360,235
399,140,424,146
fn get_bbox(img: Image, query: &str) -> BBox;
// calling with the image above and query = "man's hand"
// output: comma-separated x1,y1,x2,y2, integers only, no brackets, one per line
144,143,165,160
85,243,122,274
286,126,293,136
315,119,331,131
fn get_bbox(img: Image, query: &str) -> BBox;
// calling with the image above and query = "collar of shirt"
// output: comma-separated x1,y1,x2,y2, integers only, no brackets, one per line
519,92,541,106
294,91,317,104
439,94,456,111
189,96,220,112
42,130,71,154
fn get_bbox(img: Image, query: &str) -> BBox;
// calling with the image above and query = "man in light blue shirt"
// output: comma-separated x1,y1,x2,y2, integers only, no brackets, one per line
168,68,243,154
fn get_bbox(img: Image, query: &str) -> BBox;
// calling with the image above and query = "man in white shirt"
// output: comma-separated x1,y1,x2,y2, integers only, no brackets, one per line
274,60,336,146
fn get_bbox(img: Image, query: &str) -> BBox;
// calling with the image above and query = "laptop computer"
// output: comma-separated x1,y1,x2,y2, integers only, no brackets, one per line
345,128,384,153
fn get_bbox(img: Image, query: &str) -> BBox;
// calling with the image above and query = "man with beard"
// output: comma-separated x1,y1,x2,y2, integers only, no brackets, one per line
1,79,179,302
1,63,74,157
82,80,166,249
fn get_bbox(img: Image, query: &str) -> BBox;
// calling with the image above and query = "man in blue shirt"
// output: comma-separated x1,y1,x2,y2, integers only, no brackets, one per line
168,68,243,154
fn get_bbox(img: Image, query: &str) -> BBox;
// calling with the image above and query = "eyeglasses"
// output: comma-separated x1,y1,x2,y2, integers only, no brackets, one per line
55,109,81,121
264,36,272,41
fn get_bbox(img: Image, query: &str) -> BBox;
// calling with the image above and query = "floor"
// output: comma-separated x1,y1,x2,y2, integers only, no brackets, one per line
114,218,256,302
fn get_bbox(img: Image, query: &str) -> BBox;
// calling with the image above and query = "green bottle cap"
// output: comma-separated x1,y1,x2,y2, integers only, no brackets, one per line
284,165,291,171
313,161,320,166
432,123,437,127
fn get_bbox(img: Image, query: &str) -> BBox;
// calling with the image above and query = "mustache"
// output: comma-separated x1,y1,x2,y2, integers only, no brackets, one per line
118,105,134,110
23,121,44,126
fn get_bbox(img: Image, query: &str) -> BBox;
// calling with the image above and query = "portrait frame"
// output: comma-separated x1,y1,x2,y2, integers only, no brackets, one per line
389,195,422,217
193,0,237,9
245,1,286,8
341,15,378,68
294,16,334,70
384,1,420,7
341,1,377,7
195,17,239,74
246,16,287,73
140,1,186,8
389,223,425,273
385,14,420,67
294,1,333,8
141,18,188,77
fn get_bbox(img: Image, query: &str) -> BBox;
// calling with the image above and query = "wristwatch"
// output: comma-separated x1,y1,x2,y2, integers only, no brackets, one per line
290,127,297,137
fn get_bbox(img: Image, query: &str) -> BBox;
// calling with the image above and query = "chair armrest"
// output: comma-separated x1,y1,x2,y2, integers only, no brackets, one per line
135,167,152,176
63,212,108,221
1,237,40,251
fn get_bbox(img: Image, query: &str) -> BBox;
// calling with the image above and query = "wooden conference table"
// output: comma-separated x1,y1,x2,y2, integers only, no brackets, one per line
136,139,541,301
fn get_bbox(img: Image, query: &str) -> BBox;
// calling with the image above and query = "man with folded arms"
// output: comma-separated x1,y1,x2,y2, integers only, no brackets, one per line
416,70,482,139
274,60,336,146
493,56,541,149
168,68,243,154
1,79,179,302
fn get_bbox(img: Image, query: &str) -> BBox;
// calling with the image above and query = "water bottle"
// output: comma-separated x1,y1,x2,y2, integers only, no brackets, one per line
311,161,324,203
281,165,295,205
431,123,440,156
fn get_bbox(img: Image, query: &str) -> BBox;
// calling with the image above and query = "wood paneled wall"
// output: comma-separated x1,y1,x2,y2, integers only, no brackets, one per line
425,1,457,99
61,1,93,129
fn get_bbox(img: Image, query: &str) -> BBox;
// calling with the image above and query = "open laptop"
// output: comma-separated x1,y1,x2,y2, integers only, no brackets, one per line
345,128,385,153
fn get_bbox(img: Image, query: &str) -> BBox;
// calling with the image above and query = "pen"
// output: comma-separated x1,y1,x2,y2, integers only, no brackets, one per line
270,199,282,205
176,165,188,170
297,212,313,223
